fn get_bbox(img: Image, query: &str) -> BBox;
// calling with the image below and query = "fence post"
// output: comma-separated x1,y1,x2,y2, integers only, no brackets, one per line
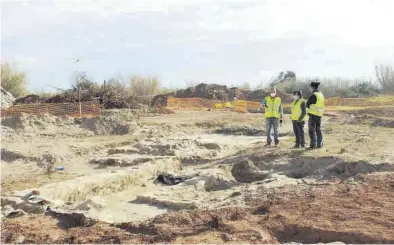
79,102,82,118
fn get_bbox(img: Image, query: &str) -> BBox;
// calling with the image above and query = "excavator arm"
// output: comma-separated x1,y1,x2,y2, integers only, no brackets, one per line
269,71,296,87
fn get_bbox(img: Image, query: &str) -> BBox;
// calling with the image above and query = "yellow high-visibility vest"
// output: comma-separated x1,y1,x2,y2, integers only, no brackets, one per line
264,96,281,118
308,92,325,116
291,99,308,121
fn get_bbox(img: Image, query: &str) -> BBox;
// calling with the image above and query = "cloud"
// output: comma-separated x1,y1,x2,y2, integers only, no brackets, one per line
1,0,394,90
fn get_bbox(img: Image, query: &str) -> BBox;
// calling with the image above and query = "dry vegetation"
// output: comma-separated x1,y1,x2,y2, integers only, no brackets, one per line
2,63,394,103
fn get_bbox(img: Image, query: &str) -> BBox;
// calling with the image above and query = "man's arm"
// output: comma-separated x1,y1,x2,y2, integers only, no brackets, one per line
306,94,317,108
299,101,306,121
260,98,267,108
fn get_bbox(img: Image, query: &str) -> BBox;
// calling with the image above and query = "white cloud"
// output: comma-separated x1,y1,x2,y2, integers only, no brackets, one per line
1,0,394,89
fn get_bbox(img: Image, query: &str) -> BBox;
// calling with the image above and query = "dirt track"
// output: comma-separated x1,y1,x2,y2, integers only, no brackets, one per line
1,109,394,244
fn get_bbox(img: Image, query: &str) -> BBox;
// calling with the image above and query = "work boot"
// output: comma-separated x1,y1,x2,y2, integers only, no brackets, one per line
306,146,316,151
264,142,271,147
293,145,300,149
274,141,279,147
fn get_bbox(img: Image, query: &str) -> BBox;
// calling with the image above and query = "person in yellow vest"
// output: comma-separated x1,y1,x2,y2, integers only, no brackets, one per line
290,90,307,148
306,81,325,149
261,87,283,147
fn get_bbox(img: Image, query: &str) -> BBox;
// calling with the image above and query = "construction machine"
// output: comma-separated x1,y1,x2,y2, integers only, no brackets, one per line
269,71,296,88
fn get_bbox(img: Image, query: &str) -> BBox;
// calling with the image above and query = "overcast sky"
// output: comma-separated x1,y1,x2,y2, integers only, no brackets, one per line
2,0,394,91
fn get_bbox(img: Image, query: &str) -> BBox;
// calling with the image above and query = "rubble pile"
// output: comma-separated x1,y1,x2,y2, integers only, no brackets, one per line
1,86,15,109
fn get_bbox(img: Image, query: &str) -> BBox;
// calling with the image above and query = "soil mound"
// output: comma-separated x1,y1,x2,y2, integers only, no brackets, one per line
347,114,394,128
151,83,292,107
1,113,75,131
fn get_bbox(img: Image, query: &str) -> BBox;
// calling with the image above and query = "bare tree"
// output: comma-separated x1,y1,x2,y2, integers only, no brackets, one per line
375,64,394,93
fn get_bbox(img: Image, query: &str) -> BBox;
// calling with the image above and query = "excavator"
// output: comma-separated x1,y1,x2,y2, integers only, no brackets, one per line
269,71,296,88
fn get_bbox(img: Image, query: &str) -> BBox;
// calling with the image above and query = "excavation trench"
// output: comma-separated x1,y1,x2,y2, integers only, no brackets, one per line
2,133,266,223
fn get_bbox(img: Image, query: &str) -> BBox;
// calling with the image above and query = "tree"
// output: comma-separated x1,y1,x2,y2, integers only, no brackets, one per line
375,64,394,93
241,82,251,90
1,63,28,97
130,75,160,96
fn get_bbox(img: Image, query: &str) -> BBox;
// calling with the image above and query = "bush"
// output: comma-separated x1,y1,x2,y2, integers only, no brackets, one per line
1,63,28,97
101,77,135,108
349,81,380,97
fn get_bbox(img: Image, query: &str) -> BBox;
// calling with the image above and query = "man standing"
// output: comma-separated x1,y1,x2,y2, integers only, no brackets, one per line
290,90,307,148
306,81,325,149
261,87,283,147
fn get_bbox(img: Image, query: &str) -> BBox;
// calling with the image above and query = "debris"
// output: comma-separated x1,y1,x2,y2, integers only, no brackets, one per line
157,174,191,185
2,205,26,219
0,86,15,109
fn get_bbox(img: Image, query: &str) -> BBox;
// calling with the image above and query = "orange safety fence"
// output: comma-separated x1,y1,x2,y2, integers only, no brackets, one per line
0,101,101,118
164,96,394,111
167,97,218,109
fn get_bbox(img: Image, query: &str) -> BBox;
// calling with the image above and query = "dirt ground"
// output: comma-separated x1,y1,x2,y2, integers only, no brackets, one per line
1,108,394,244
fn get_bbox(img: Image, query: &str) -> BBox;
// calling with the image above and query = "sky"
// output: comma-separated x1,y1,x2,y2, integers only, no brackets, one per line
1,0,394,92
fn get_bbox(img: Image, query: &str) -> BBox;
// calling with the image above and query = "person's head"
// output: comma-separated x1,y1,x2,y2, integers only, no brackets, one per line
292,90,302,100
310,81,320,92
269,87,277,97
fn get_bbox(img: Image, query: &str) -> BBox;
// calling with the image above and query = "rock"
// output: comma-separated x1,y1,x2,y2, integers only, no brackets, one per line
0,86,15,109
183,169,236,191
108,146,139,155
195,139,221,150
90,154,153,167
221,233,233,242
74,197,106,211
1,196,46,214
2,205,26,219
231,160,270,183
15,235,26,244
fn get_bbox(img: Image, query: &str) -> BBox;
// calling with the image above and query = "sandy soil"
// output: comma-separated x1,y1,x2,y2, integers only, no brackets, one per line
1,108,394,244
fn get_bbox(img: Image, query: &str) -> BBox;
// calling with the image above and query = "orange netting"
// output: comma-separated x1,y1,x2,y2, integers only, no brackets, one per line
165,96,394,111
1,101,101,118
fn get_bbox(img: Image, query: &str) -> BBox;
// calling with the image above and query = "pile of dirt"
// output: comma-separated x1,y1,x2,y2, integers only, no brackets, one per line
1,110,140,136
347,114,394,128
151,83,293,107
80,117,138,135
1,86,15,109
1,113,75,132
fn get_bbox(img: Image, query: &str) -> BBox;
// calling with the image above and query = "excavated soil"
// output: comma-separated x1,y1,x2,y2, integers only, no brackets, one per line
1,108,394,244
2,173,393,244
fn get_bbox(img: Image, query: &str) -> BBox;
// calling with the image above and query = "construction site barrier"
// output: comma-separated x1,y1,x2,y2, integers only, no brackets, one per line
0,101,101,118
165,96,394,111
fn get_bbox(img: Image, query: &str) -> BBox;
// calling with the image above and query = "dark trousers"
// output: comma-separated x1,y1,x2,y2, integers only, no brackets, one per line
292,121,305,147
308,114,323,148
